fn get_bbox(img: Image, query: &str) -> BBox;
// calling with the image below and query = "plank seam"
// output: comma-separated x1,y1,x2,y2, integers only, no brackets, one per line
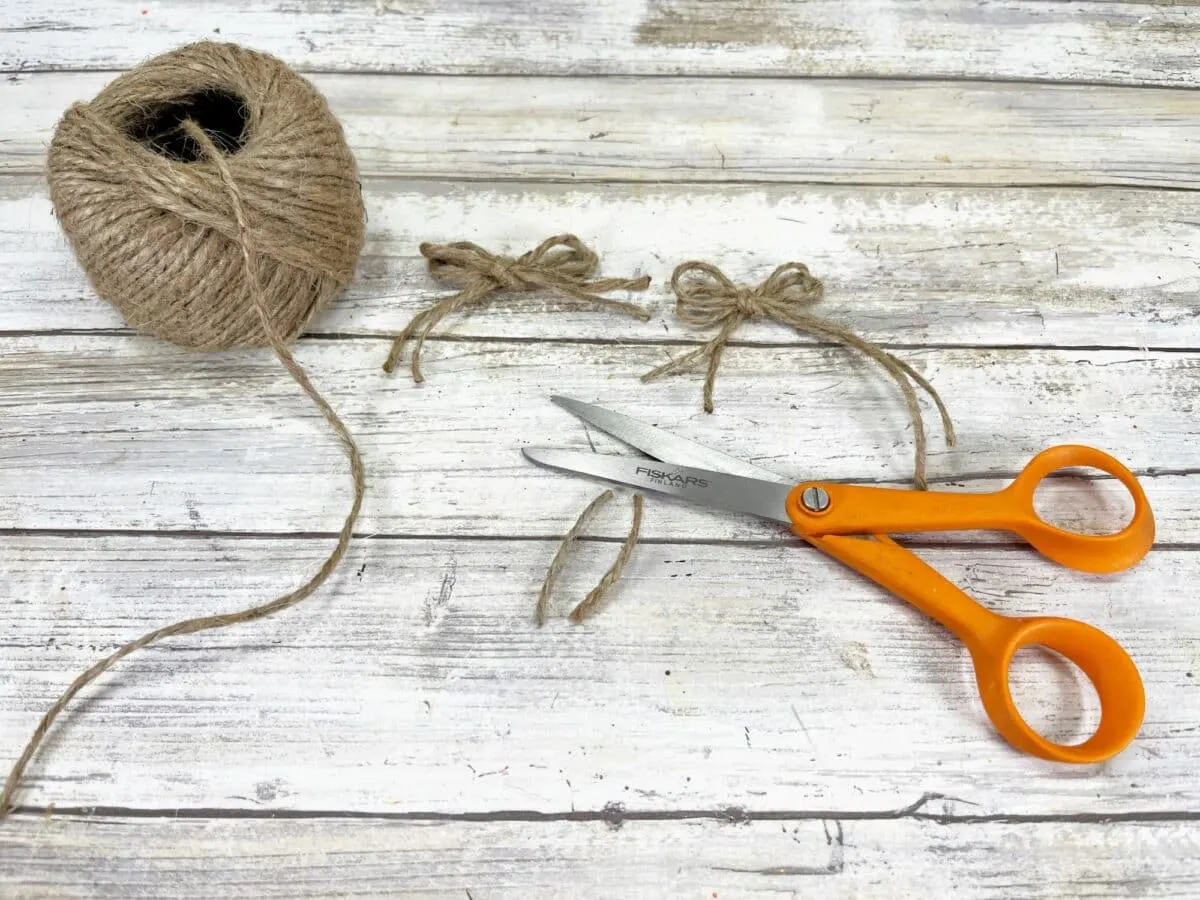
6,797,1199,825
4,169,1200,191
4,67,1199,92
1,330,1199,355
0,529,1197,552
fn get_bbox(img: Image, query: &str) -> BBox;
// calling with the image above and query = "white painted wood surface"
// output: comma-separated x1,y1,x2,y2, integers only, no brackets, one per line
4,177,1199,347
4,816,1200,899
3,538,1199,816
4,1,1199,86
0,335,1194,539
2,1,1199,897
6,73,1200,188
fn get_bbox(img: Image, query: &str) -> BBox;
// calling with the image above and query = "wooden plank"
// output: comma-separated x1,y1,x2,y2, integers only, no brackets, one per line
2,1,1198,86
3,814,1199,899
3,177,1198,348
7,72,1200,188
0,335,1193,540
1,537,1197,815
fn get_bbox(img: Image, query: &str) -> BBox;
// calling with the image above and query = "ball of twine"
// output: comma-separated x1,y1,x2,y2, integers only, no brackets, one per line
47,40,365,350
2,42,367,818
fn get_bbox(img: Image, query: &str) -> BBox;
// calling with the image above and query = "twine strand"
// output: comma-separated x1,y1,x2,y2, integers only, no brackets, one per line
0,124,366,819
536,491,645,625
536,489,613,626
384,236,652,381
569,494,644,623
642,261,955,489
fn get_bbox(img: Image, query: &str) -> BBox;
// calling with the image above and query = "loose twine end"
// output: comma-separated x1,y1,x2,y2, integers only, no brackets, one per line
0,122,366,819
642,261,955,490
536,491,644,626
384,235,652,381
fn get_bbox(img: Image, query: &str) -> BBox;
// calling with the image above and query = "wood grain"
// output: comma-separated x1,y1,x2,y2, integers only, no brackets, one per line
2,538,1196,816
6,72,1200,187
3,815,1198,899
3,1,1198,86
3,0,1199,892
0,335,1193,539
3,177,1199,348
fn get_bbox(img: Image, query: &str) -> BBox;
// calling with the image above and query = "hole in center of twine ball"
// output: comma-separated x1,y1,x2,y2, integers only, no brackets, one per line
125,88,250,162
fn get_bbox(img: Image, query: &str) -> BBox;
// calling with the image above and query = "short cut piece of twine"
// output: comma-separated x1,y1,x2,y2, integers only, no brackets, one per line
536,491,644,625
642,261,955,489
384,235,652,381
0,123,366,819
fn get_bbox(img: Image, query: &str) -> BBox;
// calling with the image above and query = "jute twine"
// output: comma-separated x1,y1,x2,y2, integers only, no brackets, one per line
536,491,645,625
379,235,653,621
384,236,652,380
1,41,367,818
643,261,956,489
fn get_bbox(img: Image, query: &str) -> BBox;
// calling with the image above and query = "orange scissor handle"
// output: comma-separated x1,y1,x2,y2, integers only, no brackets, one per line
807,533,1145,763
788,445,1154,575
969,615,1145,763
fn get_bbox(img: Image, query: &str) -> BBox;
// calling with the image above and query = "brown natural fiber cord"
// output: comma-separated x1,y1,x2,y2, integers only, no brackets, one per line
643,261,956,489
2,42,367,819
536,489,614,626
384,236,652,381
47,41,364,349
536,491,645,625
569,494,644,623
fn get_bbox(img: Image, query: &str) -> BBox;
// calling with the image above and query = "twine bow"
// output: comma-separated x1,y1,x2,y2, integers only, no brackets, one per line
384,235,652,380
643,261,955,489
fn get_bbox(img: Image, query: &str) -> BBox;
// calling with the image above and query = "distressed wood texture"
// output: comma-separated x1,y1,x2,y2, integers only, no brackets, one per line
2,1,1199,85
0,335,1194,539
4,177,1199,347
2,538,1197,815
3,815,1200,899
3,0,1200,895
6,73,1200,188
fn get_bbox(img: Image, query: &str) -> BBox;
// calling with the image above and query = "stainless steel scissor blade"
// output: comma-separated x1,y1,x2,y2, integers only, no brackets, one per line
524,397,795,523
522,449,794,524
548,395,785,481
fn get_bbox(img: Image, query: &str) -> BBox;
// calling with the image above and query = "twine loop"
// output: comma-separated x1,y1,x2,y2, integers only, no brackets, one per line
670,261,824,326
645,259,955,489
422,235,605,293
384,235,652,381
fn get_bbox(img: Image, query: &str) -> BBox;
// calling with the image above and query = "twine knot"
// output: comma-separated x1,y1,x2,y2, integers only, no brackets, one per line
733,289,761,318
484,257,525,291
384,235,652,381
643,260,955,489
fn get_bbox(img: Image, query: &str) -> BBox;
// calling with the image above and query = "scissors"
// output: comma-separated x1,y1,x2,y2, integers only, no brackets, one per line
524,396,1155,764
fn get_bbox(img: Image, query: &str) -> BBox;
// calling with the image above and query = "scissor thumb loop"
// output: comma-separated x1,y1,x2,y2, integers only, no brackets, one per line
968,616,1145,765
1003,444,1155,574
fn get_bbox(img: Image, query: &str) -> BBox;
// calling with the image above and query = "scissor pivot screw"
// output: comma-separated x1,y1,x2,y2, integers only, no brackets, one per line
801,486,831,513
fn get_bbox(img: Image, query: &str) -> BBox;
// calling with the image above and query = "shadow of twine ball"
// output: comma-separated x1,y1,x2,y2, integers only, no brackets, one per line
46,41,366,350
